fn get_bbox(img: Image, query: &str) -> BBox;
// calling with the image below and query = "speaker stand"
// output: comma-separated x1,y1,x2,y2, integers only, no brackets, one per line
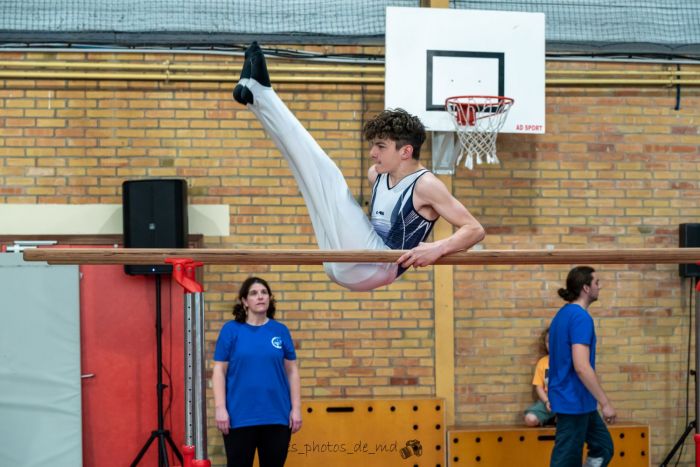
130,274,183,467
659,277,699,467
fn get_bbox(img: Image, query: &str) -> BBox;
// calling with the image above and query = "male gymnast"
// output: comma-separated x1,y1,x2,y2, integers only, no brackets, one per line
233,42,485,291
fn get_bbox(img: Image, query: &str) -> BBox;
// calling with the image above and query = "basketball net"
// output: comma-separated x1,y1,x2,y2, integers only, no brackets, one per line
445,96,514,170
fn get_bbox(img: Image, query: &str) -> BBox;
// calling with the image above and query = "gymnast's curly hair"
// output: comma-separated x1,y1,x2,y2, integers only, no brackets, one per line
232,276,277,323
363,108,426,160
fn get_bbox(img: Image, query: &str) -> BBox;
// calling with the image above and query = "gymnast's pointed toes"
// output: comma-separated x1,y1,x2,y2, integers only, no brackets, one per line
249,44,271,88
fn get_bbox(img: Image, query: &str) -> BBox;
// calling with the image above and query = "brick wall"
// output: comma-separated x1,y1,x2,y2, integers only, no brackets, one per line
0,51,698,465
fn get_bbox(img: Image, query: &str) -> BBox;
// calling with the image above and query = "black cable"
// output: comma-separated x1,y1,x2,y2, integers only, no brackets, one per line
162,277,175,466
546,51,700,63
674,63,682,111
5,42,700,66
673,279,694,467
253,45,384,64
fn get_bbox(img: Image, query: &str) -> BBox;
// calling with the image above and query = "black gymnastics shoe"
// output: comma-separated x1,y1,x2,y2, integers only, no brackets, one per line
233,43,254,105
232,56,252,105
248,42,271,88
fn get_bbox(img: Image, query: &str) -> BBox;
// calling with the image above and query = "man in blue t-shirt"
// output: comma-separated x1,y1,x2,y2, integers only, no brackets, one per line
549,266,615,467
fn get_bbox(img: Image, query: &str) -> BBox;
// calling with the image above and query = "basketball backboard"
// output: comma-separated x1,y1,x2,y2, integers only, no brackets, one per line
385,7,545,135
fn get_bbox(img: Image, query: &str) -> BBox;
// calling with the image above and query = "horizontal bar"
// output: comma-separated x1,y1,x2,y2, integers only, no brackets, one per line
22,247,700,266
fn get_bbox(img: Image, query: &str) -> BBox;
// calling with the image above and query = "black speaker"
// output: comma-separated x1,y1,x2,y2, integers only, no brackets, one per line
122,179,188,275
679,223,700,278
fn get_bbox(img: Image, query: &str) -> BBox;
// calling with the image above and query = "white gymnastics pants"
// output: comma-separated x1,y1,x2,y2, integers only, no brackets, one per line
246,81,398,291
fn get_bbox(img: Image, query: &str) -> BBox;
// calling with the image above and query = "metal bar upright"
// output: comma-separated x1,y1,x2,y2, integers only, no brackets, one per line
166,258,209,467
185,294,195,445
192,290,208,460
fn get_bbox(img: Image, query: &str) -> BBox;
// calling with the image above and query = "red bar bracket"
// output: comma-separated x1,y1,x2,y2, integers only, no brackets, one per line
166,258,203,293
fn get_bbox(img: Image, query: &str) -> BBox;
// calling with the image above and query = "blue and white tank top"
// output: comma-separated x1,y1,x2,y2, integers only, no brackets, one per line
370,169,436,275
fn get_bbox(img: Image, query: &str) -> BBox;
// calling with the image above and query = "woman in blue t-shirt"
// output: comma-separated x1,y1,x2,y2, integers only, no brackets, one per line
212,277,302,467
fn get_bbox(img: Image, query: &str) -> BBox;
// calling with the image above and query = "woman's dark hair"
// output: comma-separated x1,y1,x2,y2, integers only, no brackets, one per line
557,266,595,302
232,276,276,323
537,326,550,357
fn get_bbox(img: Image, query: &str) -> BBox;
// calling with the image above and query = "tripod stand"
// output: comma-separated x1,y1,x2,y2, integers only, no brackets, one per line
130,274,184,467
660,278,699,467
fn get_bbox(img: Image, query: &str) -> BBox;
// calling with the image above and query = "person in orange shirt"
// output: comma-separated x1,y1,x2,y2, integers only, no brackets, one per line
524,326,556,427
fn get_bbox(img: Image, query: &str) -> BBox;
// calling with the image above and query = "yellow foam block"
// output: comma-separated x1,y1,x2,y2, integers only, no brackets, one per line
447,423,649,467
283,398,446,467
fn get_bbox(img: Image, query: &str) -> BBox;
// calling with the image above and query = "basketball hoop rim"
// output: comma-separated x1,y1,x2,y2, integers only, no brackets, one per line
444,95,515,106
444,95,515,128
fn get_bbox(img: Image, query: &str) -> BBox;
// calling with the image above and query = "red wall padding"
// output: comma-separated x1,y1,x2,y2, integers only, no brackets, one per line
80,264,185,467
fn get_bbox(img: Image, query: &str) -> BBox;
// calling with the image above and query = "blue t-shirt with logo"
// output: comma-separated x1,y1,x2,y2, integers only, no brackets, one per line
214,320,297,428
548,303,597,414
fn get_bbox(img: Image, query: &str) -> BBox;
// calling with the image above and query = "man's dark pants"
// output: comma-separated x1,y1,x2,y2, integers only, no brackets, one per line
550,411,614,467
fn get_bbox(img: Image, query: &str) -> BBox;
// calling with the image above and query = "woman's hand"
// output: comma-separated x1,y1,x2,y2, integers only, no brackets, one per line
216,406,230,435
289,407,303,433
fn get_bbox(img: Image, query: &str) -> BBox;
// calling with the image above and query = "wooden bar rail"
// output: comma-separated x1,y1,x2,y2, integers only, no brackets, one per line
21,247,700,266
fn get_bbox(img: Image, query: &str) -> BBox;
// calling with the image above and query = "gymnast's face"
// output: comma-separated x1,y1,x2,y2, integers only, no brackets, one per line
369,137,406,173
241,282,271,315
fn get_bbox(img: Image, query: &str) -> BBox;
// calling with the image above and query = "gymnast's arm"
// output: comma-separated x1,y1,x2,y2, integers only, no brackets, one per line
398,173,485,268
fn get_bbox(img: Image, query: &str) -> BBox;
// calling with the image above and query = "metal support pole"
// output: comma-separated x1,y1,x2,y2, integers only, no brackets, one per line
661,278,700,467
696,279,699,433
192,291,208,460
184,294,195,447
130,274,183,467
695,279,700,467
